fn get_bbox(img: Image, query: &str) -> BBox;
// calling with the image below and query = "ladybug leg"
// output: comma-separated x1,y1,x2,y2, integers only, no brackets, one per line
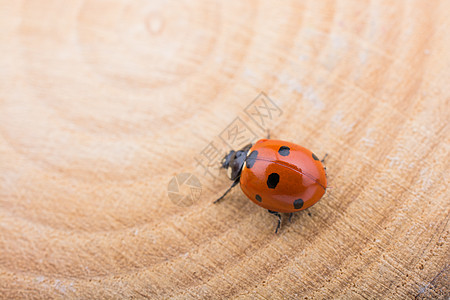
213,178,240,204
266,129,271,139
321,154,328,178
288,213,293,222
268,210,282,233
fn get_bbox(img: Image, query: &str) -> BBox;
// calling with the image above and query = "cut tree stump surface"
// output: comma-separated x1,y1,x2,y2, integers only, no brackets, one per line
0,1,449,299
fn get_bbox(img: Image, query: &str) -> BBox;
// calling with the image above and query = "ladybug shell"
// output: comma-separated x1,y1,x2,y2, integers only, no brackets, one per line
240,139,327,213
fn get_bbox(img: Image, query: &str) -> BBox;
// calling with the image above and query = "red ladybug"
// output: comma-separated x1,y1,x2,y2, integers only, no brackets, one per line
215,138,327,233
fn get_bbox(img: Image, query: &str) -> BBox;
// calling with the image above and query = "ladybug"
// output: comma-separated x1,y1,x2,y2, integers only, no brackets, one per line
214,138,327,233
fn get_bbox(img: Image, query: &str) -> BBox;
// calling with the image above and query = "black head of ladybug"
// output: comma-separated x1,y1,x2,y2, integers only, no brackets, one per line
221,143,252,181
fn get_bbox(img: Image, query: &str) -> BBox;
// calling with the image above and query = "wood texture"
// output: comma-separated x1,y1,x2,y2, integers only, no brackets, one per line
0,0,449,299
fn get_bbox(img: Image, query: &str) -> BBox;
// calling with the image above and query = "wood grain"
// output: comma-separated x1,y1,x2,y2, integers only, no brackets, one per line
0,0,449,299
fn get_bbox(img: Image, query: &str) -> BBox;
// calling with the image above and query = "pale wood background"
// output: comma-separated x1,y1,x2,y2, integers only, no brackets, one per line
0,0,449,299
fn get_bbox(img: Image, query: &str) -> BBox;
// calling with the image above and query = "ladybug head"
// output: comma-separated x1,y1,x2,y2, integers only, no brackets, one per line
221,143,252,181
221,150,235,169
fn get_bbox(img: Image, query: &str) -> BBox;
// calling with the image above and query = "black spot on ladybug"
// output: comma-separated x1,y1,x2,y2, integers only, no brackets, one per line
267,173,280,189
312,153,319,161
246,150,258,168
278,146,290,156
293,198,304,209
255,194,262,202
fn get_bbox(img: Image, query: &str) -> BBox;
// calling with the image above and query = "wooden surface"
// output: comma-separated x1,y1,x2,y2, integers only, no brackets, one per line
0,0,449,299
